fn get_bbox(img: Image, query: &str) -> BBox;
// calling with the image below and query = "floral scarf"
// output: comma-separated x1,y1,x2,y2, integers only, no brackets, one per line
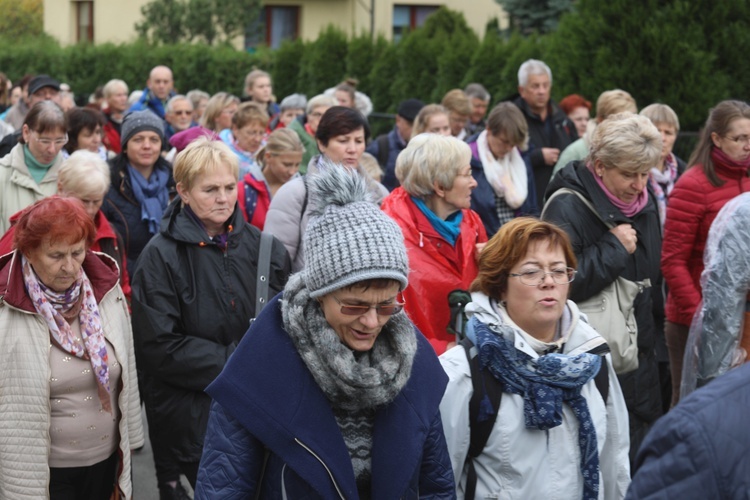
22,255,112,413
649,153,678,227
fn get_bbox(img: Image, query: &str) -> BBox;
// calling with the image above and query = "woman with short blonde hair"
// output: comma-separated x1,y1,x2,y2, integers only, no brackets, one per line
382,133,487,354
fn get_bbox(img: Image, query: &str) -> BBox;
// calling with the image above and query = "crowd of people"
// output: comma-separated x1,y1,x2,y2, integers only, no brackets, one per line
1,57,749,499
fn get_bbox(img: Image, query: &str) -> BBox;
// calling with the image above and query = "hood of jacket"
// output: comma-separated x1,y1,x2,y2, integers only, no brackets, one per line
0,249,120,312
160,196,248,246
465,290,609,358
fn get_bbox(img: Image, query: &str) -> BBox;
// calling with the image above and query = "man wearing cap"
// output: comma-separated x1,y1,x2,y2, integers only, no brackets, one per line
0,75,63,159
366,98,424,191
128,65,176,120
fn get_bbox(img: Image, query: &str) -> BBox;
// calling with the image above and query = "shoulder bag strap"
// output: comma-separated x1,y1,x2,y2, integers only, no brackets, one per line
255,231,274,318
543,187,616,230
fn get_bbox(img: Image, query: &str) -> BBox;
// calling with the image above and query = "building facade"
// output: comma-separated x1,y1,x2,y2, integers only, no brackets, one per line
44,0,507,48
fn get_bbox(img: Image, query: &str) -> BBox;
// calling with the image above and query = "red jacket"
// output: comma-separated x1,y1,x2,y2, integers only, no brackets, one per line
662,158,750,325
102,111,122,154
381,187,487,354
0,209,131,302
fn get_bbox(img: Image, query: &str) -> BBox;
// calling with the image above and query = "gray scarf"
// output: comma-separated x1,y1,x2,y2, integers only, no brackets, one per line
281,273,417,412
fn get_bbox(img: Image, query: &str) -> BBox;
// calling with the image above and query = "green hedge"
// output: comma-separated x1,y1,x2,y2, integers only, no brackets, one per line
2,3,749,130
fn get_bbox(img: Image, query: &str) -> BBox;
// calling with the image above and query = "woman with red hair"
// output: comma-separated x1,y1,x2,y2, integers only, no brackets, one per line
0,196,143,499
559,94,592,138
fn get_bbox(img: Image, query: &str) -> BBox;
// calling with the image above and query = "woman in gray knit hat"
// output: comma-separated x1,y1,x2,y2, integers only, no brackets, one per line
195,163,456,499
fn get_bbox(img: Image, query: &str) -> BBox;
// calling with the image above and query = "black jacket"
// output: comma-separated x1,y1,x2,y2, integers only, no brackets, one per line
130,198,291,462
101,154,175,277
542,161,664,462
513,96,577,203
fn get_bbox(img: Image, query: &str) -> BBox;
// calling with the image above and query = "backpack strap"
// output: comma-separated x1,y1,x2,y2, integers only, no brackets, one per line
376,134,390,171
593,356,609,403
460,336,503,500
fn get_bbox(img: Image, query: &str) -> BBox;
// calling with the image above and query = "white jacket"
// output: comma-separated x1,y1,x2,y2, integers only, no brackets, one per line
0,143,63,233
0,251,144,499
439,293,630,499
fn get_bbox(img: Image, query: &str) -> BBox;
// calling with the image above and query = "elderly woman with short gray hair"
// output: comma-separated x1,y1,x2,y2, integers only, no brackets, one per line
543,112,665,462
381,133,487,355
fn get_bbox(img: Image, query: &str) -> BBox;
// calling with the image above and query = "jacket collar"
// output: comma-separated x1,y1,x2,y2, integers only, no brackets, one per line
160,196,247,246
0,250,120,312
207,296,447,499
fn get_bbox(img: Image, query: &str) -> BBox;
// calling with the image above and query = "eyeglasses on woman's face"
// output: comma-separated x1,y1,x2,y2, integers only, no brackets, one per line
331,293,405,316
509,267,576,286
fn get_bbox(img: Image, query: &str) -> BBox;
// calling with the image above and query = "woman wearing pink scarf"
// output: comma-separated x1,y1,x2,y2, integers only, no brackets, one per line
542,113,665,465
0,196,142,499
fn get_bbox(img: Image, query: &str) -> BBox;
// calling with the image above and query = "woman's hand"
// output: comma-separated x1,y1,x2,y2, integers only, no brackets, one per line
610,223,637,254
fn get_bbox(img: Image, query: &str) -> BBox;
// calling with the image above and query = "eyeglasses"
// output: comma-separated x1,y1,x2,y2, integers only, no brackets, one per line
509,267,576,286
331,294,405,316
309,112,324,118
725,134,750,146
172,110,192,116
31,132,68,148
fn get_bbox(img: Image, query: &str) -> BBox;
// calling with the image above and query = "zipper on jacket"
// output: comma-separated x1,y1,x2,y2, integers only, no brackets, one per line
294,438,346,499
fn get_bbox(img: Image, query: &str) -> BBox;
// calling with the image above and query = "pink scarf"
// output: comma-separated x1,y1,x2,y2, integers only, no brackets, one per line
588,163,649,218
22,255,112,413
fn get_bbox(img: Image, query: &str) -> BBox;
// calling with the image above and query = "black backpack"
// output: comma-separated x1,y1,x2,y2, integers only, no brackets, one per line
459,337,610,500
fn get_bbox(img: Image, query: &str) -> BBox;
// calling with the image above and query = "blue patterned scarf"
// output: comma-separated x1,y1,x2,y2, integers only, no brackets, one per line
467,317,601,500
127,163,170,234
411,196,463,246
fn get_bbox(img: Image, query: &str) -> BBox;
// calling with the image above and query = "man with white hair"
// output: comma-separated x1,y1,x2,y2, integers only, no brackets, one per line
513,59,577,202
128,65,176,119
164,94,196,141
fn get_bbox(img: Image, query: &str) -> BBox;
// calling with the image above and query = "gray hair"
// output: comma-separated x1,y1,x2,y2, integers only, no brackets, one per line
280,93,307,111
518,59,552,87
464,83,490,102
588,112,662,174
640,103,680,132
186,89,209,109
395,133,472,197
102,79,128,99
58,150,111,197
166,94,192,114
306,94,337,115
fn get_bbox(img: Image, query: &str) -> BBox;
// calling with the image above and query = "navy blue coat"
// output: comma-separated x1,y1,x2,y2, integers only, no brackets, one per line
627,362,750,499
467,142,539,237
195,296,456,499
366,127,406,192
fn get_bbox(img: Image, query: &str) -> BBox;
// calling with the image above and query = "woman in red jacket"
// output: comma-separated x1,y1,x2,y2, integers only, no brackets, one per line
662,100,750,407
381,133,487,354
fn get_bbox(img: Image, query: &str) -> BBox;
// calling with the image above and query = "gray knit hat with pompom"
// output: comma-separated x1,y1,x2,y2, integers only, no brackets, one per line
303,162,408,298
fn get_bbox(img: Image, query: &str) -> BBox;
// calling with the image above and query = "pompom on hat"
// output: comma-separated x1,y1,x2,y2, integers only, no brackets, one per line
303,161,409,298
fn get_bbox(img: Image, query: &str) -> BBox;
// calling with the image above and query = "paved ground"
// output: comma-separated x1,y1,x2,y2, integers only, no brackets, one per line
132,407,193,499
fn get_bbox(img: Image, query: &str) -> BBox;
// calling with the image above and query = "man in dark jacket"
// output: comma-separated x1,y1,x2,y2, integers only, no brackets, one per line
366,98,424,191
513,59,577,203
627,362,750,499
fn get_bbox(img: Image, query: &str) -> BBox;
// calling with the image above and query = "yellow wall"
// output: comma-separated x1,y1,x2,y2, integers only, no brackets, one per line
45,0,507,46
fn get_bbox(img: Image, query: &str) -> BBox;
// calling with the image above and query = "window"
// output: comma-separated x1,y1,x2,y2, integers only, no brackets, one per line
246,6,299,50
76,1,94,43
393,5,439,42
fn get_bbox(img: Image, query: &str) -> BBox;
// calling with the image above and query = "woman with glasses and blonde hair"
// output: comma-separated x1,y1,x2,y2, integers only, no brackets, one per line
543,112,665,462
439,217,629,499
196,165,454,498
661,100,750,408
0,100,67,233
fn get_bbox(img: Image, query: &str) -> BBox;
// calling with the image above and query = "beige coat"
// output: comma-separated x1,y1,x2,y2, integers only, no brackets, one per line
0,143,63,233
0,251,144,499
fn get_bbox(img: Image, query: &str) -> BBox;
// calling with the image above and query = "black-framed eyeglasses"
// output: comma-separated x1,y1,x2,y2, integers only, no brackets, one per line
509,267,576,286
331,294,405,316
